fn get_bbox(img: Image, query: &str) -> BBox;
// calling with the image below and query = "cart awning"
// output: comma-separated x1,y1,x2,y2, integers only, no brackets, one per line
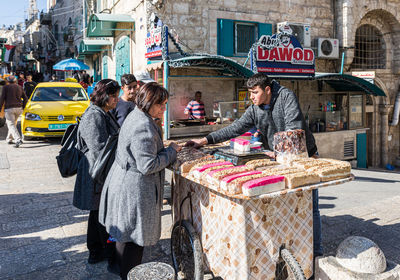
79,39,112,54
87,13,135,37
314,73,386,96
147,56,255,78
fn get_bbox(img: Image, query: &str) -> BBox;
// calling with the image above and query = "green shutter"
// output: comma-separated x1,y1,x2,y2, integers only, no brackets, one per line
258,23,272,37
217,19,234,56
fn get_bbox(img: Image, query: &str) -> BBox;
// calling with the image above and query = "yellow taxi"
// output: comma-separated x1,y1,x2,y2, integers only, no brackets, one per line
21,82,90,138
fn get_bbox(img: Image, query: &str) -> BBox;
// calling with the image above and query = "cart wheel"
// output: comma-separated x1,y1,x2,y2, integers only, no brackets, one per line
171,220,204,280
275,248,306,280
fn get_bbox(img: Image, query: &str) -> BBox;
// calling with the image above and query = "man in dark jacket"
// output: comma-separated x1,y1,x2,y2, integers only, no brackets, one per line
110,74,138,126
0,76,28,147
23,73,37,99
187,73,323,256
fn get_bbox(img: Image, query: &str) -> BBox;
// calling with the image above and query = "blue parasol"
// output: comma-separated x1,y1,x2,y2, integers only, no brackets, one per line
53,58,90,71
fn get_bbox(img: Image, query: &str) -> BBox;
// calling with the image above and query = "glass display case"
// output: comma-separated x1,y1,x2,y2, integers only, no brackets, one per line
308,92,364,133
349,95,364,129
214,101,252,123
325,111,341,131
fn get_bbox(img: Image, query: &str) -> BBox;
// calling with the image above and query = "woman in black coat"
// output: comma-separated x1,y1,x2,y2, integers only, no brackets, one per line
73,79,120,265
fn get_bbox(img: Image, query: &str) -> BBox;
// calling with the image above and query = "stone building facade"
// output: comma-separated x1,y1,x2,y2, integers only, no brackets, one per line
92,0,400,167
38,0,84,73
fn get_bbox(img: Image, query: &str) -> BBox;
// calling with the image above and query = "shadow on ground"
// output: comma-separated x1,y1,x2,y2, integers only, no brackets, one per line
0,191,173,280
322,214,400,264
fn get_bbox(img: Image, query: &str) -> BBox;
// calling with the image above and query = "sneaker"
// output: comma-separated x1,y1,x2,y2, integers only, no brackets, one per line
6,140,13,144
14,140,22,148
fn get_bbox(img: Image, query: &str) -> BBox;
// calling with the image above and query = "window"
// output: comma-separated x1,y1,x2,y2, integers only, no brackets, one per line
235,22,257,55
32,87,88,102
352,24,385,69
217,19,272,57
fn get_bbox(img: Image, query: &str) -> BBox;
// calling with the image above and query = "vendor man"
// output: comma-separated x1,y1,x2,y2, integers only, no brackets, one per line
184,91,205,120
187,73,323,256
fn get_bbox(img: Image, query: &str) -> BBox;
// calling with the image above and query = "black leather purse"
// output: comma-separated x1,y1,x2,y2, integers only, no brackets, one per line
90,132,118,186
56,118,87,177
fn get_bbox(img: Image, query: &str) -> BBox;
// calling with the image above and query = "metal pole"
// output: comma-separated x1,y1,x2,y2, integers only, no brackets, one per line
163,26,169,139
163,61,169,139
340,51,345,74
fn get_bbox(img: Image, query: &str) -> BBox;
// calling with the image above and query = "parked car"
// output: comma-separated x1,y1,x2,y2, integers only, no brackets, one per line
21,82,90,138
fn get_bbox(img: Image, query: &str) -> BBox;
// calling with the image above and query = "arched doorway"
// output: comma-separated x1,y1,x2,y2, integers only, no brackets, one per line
115,35,130,86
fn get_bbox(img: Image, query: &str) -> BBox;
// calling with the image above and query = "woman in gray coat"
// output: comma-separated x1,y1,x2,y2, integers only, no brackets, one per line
73,79,120,265
99,82,181,279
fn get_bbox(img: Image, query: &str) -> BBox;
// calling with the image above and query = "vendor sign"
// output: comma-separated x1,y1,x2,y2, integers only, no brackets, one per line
145,20,163,58
252,24,315,77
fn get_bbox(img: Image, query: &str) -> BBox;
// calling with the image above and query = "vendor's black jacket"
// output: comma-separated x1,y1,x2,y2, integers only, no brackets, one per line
206,80,318,156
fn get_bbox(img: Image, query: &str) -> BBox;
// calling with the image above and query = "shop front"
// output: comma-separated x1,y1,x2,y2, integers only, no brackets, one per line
145,20,254,139
251,25,385,166
147,56,254,138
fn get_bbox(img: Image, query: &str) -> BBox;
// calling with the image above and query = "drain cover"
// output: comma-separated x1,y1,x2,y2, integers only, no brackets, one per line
0,153,10,169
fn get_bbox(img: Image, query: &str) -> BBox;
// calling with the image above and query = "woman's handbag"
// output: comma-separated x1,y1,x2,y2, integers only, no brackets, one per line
90,132,118,186
56,118,87,177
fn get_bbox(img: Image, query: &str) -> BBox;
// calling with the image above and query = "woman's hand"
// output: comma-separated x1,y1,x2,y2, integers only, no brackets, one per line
169,142,182,152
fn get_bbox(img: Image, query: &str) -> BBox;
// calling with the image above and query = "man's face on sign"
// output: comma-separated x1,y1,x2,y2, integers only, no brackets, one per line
249,85,270,106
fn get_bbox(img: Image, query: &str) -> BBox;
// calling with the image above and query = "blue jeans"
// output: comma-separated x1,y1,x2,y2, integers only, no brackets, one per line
313,189,323,256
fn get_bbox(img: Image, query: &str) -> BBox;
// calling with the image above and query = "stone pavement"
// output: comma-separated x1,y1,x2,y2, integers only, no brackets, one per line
0,124,173,280
1,123,400,279
319,169,400,264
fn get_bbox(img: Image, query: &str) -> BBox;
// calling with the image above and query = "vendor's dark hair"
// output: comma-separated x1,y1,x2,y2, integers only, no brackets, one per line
247,73,271,89
135,82,169,113
90,79,120,108
121,74,136,86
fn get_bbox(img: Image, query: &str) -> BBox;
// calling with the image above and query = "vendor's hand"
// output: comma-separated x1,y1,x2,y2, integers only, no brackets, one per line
185,137,208,148
169,142,182,152
265,151,276,159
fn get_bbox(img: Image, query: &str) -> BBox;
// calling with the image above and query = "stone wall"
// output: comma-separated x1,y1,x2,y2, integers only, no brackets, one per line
151,0,334,59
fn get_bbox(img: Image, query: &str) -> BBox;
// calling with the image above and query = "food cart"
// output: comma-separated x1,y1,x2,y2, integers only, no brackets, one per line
168,148,354,280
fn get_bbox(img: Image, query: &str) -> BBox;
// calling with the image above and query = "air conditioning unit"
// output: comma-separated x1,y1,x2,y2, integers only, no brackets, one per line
317,38,339,59
277,22,311,47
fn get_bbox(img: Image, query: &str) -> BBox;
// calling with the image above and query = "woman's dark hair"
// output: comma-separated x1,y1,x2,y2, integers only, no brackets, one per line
246,73,271,89
90,79,121,107
135,82,169,113
121,74,136,86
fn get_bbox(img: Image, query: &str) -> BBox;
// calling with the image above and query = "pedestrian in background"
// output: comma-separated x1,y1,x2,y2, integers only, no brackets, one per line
72,79,120,265
43,71,50,82
23,73,37,99
17,72,25,87
99,82,180,279
111,74,138,126
0,76,28,147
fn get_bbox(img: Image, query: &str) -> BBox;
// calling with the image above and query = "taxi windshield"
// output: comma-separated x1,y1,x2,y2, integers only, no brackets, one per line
31,87,88,102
